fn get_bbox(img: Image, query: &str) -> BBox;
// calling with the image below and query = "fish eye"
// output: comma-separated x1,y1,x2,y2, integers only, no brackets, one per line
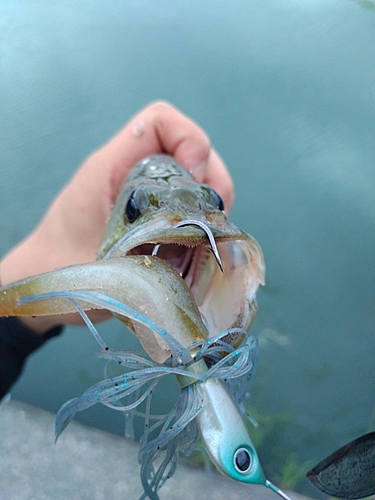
234,447,252,473
217,194,224,211
212,190,225,211
124,191,140,223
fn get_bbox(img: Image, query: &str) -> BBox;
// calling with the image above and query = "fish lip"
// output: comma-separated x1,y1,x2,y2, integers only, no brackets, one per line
101,215,265,287
101,215,248,259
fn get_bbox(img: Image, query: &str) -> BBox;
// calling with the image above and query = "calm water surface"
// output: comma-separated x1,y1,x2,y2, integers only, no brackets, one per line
1,0,374,495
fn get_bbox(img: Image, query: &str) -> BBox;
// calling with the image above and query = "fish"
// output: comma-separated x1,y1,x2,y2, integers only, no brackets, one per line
97,154,265,363
306,432,375,499
0,155,291,499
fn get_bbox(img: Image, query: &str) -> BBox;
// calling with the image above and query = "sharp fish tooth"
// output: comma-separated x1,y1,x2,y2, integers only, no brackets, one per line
173,220,224,273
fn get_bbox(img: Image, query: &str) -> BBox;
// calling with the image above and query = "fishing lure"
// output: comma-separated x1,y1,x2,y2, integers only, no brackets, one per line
0,256,291,500
18,283,292,500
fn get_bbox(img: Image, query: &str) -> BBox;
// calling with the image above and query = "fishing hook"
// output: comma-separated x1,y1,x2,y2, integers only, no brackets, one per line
151,220,224,272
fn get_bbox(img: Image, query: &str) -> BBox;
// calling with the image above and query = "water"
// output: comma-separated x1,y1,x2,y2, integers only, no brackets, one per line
1,0,375,496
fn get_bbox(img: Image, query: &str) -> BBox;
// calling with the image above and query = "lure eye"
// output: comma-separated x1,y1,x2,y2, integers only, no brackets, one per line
125,191,140,223
234,447,252,473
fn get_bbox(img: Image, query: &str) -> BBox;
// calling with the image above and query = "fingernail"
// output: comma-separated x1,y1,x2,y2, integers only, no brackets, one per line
189,160,206,181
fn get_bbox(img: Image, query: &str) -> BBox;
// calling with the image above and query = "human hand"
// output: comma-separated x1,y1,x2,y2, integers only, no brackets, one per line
0,101,234,332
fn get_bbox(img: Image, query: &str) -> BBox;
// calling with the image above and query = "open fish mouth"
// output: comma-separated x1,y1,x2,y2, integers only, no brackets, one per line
152,219,224,273
126,220,225,291
100,211,265,342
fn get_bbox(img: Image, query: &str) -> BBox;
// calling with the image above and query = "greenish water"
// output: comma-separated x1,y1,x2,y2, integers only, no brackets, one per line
1,1,375,496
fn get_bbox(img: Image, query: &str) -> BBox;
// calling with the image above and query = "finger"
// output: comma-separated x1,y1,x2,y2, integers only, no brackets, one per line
97,101,234,208
105,100,210,167
204,148,235,212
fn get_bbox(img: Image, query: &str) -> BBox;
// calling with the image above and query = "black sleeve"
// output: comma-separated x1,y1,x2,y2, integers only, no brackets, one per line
0,317,63,398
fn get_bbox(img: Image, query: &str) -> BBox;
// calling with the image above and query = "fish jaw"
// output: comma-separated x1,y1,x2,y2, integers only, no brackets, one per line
99,207,265,341
99,205,253,257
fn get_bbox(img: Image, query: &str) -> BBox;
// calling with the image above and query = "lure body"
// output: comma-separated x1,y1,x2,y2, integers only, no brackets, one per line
0,256,207,362
195,376,292,499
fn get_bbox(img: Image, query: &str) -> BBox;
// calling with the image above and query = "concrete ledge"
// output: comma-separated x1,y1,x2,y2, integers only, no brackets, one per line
0,400,305,500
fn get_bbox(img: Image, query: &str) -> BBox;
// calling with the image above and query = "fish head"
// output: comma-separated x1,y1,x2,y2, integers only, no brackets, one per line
98,154,234,257
98,154,265,342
